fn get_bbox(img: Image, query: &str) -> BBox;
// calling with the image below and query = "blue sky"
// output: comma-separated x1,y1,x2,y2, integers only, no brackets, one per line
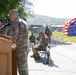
33,0,76,18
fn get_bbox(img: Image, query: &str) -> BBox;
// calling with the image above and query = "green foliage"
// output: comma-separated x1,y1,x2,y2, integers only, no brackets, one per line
0,0,34,20
0,0,21,20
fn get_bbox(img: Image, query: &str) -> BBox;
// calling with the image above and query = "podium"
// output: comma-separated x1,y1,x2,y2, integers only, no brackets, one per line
0,34,17,75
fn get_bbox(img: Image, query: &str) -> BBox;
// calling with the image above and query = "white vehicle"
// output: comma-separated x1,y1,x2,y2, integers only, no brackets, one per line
29,25,47,37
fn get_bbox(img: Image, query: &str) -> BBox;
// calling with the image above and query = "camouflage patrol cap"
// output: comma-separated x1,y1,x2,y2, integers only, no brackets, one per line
9,9,19,16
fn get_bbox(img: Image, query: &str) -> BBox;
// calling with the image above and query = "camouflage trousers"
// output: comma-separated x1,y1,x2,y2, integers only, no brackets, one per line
16,47,29,75
48,37,51,44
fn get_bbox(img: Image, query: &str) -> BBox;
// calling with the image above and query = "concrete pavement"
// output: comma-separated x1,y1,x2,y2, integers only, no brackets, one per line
28,43,76,75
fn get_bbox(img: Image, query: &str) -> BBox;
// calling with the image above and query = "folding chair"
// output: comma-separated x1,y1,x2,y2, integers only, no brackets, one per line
38,44,52,64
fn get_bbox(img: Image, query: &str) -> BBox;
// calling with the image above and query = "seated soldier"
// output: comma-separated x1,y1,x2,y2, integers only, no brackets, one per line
31,32,48,60
36,32,42,43
29,32,36,46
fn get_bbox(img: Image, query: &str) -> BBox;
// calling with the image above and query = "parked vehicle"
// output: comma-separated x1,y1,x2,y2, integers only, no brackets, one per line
29,24,47,37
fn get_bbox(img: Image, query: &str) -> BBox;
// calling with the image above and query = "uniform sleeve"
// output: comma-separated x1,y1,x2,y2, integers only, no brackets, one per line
11,22,20,43
21,21,28,39
39,37,48,47
20,20,29,47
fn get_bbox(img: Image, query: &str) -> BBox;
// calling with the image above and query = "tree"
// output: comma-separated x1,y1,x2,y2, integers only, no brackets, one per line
19,0,35,18
0,0,34,20
0,0,21,20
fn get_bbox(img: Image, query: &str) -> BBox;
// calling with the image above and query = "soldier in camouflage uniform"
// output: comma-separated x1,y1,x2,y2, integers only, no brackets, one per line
31,32,48,60
36,32,42,43
47,29,52,44
45,26,52,44
29,32,36,45
9,9,29,75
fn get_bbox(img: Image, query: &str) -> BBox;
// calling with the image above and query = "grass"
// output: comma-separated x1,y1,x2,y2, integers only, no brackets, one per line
52,32,76,43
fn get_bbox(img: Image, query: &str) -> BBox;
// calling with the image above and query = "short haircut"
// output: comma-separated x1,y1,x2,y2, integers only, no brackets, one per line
9,9,19,16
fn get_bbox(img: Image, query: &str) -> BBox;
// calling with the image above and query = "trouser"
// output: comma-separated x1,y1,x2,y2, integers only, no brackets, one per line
16,47,29,75
32,46,46,60
48,37,51,44
33,48,40,60
33,46,51,61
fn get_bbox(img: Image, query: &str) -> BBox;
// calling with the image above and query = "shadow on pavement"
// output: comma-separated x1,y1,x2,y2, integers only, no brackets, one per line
35,58,59,68
47,61,59,68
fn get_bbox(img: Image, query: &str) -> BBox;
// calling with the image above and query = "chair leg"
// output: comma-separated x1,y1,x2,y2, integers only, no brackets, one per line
46,53,53,63
43,53,50,64
47,53,50,62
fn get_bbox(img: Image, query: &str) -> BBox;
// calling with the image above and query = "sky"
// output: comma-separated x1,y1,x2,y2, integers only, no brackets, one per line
33,0,76,18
